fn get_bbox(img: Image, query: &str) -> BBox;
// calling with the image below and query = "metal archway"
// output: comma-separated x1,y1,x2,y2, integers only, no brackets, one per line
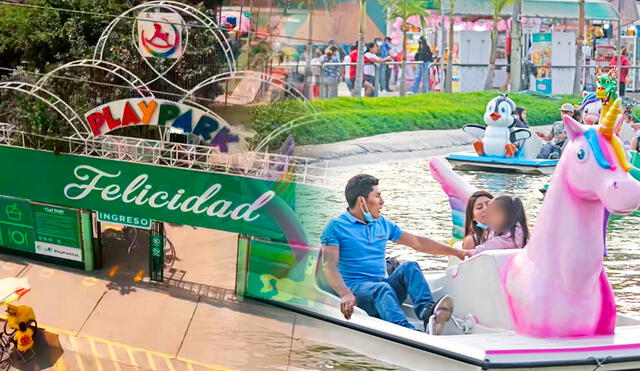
179,70,314,112
252,115,323,153
34,59,155,98
0,82,90,138
93,0,236,93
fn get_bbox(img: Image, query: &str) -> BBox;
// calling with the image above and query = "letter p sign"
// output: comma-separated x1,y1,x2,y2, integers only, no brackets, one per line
86,112,105,136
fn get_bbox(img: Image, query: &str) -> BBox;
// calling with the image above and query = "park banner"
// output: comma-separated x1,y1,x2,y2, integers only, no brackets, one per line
0,146,308,243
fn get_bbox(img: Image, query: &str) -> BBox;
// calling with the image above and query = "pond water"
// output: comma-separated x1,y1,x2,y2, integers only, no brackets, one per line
301,155,640,314
290,154,640,370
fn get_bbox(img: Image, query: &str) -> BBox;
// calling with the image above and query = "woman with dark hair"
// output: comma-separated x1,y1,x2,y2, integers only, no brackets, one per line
462,190,494,250
465,195,530,257
514,107,529,128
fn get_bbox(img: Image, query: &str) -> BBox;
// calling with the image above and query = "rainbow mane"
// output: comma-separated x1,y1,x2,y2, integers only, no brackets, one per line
595,98,632,172
579,92,598,110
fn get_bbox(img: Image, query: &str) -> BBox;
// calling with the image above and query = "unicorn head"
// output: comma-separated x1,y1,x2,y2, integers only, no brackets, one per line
579,91,601,125
560,98,640,214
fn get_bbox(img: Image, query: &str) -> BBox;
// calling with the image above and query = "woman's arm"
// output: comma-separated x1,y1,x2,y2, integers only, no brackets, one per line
462,235,476,250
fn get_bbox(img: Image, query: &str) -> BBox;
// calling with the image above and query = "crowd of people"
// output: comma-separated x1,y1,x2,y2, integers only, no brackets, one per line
533,100,640,159
308,38,441,98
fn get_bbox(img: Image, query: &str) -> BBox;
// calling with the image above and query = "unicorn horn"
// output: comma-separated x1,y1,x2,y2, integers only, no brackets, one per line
599,98,622,138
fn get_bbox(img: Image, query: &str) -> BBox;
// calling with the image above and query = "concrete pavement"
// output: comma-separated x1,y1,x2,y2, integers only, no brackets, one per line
0,226,330,370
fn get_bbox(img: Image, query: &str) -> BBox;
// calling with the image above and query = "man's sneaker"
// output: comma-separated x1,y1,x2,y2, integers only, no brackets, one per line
423,295,454,335
549,152,560,159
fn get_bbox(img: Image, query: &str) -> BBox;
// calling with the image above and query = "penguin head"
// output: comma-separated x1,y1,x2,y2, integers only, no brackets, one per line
484,94,516,128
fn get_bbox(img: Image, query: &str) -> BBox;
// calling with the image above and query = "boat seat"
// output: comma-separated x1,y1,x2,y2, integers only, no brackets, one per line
440,250,518,331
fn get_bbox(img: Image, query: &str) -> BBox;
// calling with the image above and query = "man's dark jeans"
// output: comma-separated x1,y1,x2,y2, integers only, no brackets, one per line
350,262,435,329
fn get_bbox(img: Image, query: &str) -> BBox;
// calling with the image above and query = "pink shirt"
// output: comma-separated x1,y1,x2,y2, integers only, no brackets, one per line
468,223,525,256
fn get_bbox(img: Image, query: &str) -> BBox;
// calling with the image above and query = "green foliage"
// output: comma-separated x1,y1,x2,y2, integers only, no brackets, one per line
0,0,135,70
379,0,429,20
249,91,581,149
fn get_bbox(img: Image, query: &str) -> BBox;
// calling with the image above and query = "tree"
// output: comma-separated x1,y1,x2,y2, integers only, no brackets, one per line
483,0,515,90
379,0,429,96
444,0,454,92
572,0,585,94
510,0,522,91
353,0,367,98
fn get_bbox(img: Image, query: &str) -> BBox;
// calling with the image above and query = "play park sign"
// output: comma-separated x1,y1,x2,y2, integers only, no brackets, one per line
84,98,239,152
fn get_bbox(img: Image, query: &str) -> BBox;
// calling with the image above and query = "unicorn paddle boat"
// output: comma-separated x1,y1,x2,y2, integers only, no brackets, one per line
446,94,557,175
245,100,640,370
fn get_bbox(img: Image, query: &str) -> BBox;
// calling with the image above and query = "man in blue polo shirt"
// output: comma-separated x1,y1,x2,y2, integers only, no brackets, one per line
321,174,464,334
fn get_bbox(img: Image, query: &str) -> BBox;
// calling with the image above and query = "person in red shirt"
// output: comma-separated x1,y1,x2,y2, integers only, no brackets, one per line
347,41,374,96
609,47,631,97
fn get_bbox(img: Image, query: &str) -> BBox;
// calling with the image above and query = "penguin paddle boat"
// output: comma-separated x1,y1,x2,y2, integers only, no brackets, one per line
446,94,558,174
244,99,640,370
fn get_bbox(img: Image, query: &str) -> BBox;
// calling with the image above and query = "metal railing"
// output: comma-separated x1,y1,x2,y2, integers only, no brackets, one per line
0,124,331,186
269,60,640,98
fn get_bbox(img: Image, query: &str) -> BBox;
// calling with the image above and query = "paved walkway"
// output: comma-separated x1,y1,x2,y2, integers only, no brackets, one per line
0,227,308,370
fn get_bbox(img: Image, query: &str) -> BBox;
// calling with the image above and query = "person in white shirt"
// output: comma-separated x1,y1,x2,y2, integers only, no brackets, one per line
363,42,392,97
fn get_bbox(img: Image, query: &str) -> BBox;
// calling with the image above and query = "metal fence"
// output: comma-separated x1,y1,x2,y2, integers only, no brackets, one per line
0,124,331,186
269,61,640,99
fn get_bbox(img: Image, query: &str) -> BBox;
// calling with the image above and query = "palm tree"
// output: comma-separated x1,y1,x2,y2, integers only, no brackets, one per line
483,0,515,90
572,0,585,94
509,0,522,91
379,0,429,96
444,0,454,92
354,0,366,98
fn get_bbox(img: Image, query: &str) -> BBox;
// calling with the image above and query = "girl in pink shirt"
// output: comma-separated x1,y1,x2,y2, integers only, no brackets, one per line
465,195,529,257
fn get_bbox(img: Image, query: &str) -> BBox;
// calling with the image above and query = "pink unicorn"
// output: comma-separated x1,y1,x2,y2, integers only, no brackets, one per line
433,99,640,337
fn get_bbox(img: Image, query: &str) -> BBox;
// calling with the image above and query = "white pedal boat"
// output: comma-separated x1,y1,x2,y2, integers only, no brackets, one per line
251,248,640,371
446,126,557,175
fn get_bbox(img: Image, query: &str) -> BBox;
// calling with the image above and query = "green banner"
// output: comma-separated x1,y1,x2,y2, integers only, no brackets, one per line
0,196,82,262
0,146,308,243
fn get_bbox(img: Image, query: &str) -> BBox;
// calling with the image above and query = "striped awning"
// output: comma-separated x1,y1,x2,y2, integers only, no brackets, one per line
440,0,621,21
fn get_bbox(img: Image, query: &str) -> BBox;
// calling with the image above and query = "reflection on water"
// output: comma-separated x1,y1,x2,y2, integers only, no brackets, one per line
298,156,640,315
288,341,408,370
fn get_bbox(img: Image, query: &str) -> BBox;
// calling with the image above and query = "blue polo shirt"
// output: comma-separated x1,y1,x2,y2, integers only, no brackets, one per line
381,42,391,58
320,209,403,288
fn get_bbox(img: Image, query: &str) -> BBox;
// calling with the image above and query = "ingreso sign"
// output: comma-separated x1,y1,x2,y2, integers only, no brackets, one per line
97,211,151,229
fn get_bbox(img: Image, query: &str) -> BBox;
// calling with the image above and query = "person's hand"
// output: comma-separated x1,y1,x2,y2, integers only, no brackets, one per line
535,131,545,138
463,250,474,258
340,292,356,320
455,249,466,260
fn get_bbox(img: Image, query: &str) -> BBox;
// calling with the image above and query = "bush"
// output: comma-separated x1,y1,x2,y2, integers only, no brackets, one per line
248,91,581,149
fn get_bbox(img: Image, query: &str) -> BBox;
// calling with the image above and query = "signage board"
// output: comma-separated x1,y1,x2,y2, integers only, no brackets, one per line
0,196,82,262
97,211,151,230
137,12,184,59
83,98,239,152
0,146,306,244
150,232,164,282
